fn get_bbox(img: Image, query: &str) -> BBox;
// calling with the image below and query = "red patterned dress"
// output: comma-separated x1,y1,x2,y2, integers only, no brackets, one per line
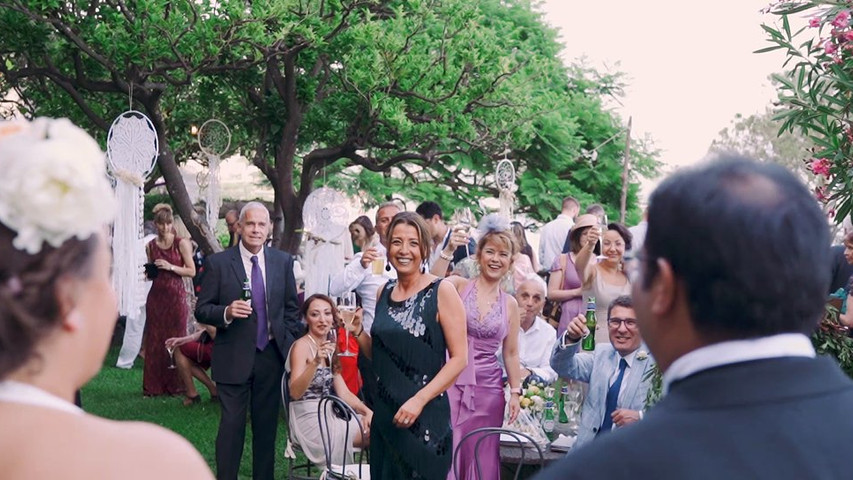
143,237,188,396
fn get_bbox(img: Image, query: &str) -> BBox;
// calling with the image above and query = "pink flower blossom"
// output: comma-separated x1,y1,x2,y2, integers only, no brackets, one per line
843,31,853,42
815,185,829,202
832,10,850,29
810,157,833,177
810,17,822,28
826,40,839,55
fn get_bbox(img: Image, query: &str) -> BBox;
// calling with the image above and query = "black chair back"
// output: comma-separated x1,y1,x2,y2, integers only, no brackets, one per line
452,427,544,480
317,394,366,479
281,370,320,480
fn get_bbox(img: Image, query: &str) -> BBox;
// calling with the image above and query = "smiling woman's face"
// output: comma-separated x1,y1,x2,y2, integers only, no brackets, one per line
388,224,423,275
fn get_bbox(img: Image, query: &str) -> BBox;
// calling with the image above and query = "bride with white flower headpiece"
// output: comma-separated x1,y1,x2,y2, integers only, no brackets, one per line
0,118,213,479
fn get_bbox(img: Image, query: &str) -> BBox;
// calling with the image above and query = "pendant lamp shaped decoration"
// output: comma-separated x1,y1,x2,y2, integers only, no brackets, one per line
107,110,158,316
197,119,231,231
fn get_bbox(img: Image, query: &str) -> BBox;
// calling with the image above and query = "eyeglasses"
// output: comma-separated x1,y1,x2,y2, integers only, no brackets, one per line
608,317,637,329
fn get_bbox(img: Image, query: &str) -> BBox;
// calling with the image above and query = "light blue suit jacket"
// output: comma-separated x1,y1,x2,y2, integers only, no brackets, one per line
551,341,655,448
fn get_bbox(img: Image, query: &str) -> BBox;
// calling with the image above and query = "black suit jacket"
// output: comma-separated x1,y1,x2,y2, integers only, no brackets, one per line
195,245,303,384
535,356,853,480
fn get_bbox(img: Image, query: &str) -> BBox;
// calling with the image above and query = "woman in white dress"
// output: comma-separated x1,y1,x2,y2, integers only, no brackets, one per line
0,118,212,479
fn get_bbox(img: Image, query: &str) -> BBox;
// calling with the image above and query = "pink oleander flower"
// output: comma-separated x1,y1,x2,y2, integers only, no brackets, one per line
826,40,839,55
815,185,829,202
842,31,853,42
811,17,822,28
832,10,850,29
811,157,833,177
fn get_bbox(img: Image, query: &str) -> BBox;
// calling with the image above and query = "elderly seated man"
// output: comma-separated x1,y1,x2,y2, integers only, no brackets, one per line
551,295,655,447
498,274,558,384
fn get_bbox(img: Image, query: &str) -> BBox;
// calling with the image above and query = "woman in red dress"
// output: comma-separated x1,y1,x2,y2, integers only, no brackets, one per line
143,204,196,396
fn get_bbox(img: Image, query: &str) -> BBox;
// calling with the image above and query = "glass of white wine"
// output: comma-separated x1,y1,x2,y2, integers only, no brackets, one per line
338,292,357,357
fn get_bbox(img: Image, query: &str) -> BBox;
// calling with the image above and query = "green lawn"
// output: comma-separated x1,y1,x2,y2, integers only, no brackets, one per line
82,348,313,479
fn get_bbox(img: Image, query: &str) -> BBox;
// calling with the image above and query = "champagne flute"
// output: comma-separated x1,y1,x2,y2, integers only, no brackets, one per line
454,207,474,257
166,344,176,369
338,292,357,357
596,217,608,262
325,327,337,365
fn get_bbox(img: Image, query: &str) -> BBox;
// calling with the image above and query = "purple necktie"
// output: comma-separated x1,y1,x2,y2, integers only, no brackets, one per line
251,255,269,350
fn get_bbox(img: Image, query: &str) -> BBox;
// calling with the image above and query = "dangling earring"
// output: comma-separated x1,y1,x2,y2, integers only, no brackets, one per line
421,260,428,273
385,261,391,272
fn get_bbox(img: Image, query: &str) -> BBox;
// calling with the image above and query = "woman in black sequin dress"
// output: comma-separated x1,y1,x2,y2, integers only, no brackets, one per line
349,212,468,479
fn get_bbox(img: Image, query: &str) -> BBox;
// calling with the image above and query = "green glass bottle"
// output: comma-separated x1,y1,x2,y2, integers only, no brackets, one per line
241,279,252,302
582,296,596,351
558,384,569,424
542,400,556,440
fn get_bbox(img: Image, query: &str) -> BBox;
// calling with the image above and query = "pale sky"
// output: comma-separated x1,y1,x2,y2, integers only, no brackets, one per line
540,0,796,195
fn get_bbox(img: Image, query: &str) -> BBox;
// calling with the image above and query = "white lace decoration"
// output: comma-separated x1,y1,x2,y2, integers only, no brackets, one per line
0,118,115,254
107,111,158,317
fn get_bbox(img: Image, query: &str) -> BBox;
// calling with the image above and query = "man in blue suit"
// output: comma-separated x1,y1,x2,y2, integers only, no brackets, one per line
551,295,654,447
196,202,303,480
536,157,853,480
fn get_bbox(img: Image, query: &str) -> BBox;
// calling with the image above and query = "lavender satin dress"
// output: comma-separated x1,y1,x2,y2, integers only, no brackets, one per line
448,281,508,480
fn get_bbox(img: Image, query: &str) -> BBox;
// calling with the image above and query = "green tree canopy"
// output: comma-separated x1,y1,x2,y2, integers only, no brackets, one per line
1,0,659,252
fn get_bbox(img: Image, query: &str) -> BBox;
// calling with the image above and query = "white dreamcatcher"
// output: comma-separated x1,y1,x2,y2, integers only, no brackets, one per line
107,110,158,317
197,119,231,232
495,154,517,219
301,187,352,296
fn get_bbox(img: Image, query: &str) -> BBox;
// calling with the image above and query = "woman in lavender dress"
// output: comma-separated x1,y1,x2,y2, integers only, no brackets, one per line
548,214,599,338
444,216,522,480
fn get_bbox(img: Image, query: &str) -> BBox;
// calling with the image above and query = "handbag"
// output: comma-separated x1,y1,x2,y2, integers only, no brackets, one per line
543,298,562,325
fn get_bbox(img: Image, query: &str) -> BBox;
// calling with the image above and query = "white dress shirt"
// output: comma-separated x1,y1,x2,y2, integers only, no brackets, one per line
662,333,815,393
223,243,270,336
539,214,574,272
328,243,396,332
497,316,558,383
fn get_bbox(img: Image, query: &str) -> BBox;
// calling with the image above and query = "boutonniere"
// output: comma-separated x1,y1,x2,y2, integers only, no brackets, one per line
636,350,649,361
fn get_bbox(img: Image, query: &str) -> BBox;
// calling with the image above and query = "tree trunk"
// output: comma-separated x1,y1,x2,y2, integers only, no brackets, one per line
143,99,221,255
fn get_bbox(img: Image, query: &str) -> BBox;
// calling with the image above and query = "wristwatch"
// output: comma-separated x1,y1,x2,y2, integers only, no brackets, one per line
509,387,522,395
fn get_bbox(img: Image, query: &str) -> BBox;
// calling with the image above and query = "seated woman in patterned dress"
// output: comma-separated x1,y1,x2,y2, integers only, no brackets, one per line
287,294,372,467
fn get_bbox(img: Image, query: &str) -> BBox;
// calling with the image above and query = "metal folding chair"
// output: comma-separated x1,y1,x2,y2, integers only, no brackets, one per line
281,370,320,480
317,394,368,479
453,427,544,480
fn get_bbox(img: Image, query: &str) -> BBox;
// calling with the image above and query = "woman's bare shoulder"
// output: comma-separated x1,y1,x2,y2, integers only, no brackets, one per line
0,408,213,479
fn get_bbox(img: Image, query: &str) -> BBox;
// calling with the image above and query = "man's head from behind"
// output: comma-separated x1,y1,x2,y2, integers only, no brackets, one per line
562,196,580,218
633,156,830,370
415,201,445,239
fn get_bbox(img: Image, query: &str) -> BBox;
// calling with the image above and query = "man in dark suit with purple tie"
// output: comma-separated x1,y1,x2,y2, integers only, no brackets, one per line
196,202,302,480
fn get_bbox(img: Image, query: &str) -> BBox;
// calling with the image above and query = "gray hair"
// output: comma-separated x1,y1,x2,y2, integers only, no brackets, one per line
239,201,270,222
518,273,547,297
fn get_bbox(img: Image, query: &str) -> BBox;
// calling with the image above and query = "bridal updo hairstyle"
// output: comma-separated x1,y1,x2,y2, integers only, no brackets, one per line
0,223,99,379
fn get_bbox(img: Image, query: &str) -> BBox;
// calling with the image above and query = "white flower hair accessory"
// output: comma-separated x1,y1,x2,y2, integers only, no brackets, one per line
476,213,510,236
0,118,116,254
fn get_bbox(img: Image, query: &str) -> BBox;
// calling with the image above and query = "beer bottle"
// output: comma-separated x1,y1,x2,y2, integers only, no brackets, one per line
558,384,569,424
582,296,596,351
542,400,556,440
242,279,252,303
